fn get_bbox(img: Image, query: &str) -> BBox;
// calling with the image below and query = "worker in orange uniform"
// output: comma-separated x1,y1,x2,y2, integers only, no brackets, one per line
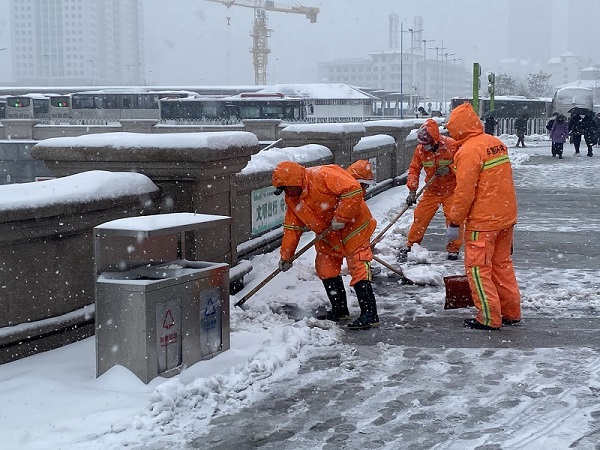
445,102,521,330
398,118,463,261
346,159,375,194
272,161,378,330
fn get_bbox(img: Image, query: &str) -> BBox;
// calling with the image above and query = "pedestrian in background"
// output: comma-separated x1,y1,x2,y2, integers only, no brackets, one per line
594,113,600,147
546,112,559,156
398,119,462,262
272,161,379,330
445,102,521,331
568,108,595,156
549,113,568,159
514,113,528,147
484,114,498,136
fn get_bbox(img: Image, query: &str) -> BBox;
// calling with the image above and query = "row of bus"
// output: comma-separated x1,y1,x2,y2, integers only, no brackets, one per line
449,86,596,119
0,89,309,124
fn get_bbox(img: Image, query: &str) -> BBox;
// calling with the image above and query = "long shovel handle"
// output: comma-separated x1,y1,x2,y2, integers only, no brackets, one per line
235,227,332,308
370,175,437,247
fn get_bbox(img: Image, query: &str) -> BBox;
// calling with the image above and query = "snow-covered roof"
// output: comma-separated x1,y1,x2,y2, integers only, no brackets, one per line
255,83,377,100
555,80,596,90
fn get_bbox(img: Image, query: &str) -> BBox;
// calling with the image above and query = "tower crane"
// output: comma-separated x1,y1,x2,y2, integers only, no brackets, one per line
204,0,319,85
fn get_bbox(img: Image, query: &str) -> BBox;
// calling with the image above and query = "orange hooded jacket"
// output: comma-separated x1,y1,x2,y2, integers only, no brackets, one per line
272,161,377,260
445,102,518,230
407,119,458,197
346,160,374,183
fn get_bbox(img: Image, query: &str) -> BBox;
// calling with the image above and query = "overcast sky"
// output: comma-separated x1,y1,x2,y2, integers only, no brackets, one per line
142,0,600,87
0,0,597,87
144,0,514,85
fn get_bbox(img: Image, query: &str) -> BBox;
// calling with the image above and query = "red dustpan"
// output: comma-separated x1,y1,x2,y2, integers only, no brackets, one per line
443,275,475,309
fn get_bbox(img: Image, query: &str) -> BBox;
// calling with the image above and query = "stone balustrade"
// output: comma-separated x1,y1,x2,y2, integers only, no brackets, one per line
1,119,422,363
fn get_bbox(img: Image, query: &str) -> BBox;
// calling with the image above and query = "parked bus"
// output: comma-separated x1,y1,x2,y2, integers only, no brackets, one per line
69,89,195,122
4,94,50,120
551,86,593,116
159,92,307,123
48,95,71,120
450,96,552,119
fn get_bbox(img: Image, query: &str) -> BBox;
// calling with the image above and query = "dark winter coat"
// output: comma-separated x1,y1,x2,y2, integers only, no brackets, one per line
514,117,527,132
569,111,596,140
550,116,569,144
484,116,498,135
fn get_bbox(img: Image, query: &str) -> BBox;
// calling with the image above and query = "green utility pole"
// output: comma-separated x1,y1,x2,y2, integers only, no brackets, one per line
488,72,496,112
473,62,481,115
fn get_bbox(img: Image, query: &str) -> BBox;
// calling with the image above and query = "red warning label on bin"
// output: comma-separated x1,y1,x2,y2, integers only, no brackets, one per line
162,309,175,329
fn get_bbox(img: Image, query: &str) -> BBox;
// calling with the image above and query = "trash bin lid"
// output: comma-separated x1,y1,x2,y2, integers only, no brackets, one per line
94,212,231,238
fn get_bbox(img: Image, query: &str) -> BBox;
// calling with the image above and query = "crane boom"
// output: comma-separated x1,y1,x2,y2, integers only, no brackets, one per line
205,0,318,22
204,0,319,84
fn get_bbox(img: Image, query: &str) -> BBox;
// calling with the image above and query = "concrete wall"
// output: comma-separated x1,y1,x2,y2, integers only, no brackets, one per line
0,173,162,363
2,121,421,364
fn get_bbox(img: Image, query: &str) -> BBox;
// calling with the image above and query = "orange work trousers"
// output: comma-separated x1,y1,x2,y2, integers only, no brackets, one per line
407,192,462,252
315,244,373,286
464,226,521,328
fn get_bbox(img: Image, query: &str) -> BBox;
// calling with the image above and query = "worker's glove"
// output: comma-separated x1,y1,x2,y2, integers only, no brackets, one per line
278,259,293,272
331,219,346,230
446,224,460,242
406,190,417,206
435,166,450,177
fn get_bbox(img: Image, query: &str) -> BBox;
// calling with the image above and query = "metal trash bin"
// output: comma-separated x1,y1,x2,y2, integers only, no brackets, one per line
94,213,231,383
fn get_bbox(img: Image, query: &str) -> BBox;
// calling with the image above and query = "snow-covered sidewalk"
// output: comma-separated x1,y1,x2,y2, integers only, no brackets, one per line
1,137,600,450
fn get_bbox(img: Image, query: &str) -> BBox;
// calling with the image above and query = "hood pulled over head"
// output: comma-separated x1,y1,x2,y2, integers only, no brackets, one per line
417,119,440,147
347,159,375,185
445,102,484,145
272,161,306,194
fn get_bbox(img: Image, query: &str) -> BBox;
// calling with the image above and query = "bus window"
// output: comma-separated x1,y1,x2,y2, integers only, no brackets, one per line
50,96,70,107
7,97,30,108
33,99,50,116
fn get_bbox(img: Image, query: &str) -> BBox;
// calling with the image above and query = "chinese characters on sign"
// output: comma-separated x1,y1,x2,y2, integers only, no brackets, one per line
251,186,286,235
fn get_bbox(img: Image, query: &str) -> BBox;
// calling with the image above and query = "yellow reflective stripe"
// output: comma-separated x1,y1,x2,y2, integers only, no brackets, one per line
342,220,370,244
482,154,509,170
422,161,435,167
340,188,363,199
469,231,491,326
438,159,453,166
283,224,304,231
321,237,341,251
365,260,372,281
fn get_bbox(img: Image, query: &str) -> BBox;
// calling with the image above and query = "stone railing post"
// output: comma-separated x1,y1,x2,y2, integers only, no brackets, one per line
364,119,417,178
31,131,259,266
242,119,282,141
279,123,366,168
2,119,38,140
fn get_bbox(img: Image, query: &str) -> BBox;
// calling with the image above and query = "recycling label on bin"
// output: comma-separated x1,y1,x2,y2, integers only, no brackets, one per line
156,299,182,374
200,287,222,357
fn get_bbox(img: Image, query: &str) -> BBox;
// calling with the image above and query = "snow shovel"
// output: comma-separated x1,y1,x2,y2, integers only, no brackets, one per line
443,274,474,309
370,175,437,247
234,227,332,309
372,255,412,284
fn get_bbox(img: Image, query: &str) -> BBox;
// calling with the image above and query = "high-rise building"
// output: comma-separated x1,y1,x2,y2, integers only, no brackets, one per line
9,0,144,86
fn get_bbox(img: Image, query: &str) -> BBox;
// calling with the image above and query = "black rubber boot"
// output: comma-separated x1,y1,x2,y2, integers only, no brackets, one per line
348,280,379,330
316,276,349,321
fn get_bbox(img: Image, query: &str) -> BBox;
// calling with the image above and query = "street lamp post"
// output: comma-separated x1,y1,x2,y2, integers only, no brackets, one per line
408,27,423,114
429,41,447,111
443,52,455,114
422,39,435,113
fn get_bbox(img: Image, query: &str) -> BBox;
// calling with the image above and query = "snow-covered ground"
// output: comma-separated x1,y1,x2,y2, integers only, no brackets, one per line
2,135,600,449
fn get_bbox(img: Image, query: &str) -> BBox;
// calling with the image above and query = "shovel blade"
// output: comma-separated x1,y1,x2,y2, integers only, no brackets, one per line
443,275,474,309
